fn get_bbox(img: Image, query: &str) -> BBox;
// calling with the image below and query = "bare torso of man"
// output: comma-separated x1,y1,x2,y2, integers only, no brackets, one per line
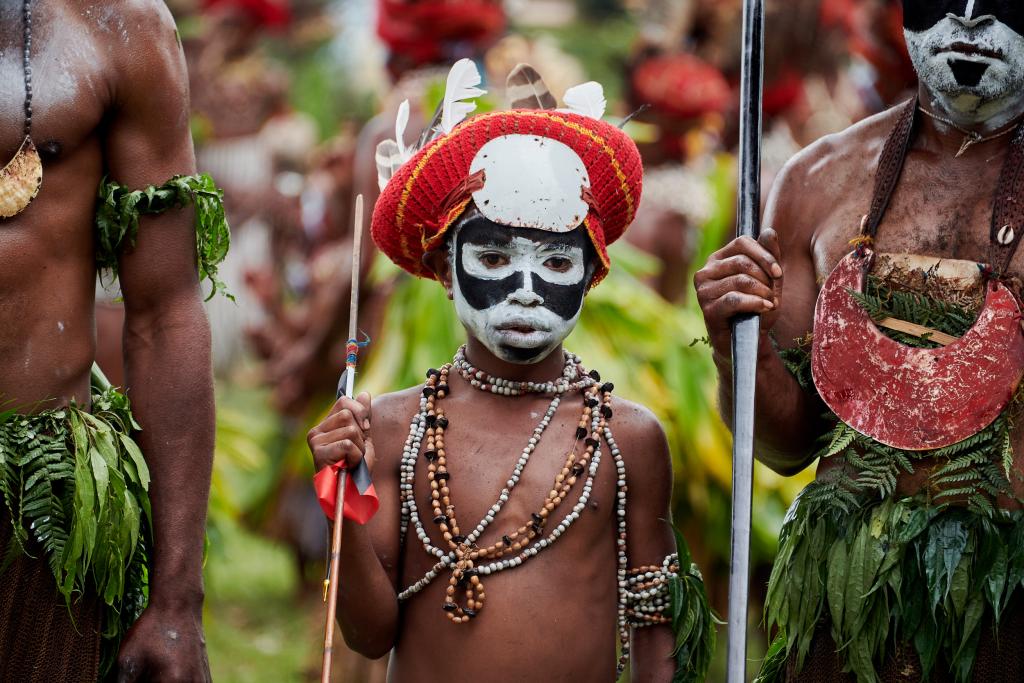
770,107,1024,500
0,2,215,679
1,0,133,407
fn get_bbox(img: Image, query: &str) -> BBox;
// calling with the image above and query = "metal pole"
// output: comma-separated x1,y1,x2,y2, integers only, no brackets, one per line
727,1,765,681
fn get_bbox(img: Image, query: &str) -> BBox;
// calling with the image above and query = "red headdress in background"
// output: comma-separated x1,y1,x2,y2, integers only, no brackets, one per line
377,0,506,69
202,0,291,28
631,53,733,121
372,61,643,286
821,0,915,103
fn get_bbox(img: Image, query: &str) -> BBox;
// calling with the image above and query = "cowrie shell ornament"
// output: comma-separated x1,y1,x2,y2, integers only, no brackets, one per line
0,137,43,219
998,224,1015,246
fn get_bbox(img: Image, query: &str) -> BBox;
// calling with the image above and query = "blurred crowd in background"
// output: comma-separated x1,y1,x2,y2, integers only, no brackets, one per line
106,1,918,680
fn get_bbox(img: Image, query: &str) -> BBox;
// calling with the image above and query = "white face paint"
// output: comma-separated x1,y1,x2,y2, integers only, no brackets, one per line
904,11,1024,129
450,218,593,365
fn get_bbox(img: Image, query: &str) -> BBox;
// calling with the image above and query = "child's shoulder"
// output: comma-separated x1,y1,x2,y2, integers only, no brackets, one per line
372,384,426,427
606,395,670,467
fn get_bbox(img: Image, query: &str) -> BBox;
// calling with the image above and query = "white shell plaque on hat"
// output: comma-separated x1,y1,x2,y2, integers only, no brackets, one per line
469,134,590,233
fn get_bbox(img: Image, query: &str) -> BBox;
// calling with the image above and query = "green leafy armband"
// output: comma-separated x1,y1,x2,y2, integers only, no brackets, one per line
622,527,720,682
95,173,232,300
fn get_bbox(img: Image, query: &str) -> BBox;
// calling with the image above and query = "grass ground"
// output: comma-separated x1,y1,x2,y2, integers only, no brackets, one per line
204,520,320,683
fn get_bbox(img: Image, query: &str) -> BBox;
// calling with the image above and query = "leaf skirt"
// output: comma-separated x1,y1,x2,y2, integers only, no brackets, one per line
758,493,1024,683
0,382,151,680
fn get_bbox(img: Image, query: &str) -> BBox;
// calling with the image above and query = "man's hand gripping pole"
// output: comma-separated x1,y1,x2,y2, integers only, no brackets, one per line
727,1,765,681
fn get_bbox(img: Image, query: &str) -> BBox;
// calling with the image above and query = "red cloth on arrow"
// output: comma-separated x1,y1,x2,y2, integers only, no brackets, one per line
314,463,379,525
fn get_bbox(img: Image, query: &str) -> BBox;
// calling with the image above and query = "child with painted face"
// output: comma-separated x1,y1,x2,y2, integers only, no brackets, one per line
306,63,713,682
446,207,597,365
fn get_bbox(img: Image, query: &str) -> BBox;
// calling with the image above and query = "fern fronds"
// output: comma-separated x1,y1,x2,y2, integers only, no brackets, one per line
0,386,151,678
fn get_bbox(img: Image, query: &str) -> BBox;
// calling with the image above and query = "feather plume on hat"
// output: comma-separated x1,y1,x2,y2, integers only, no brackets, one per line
376,58,488,191
372,61,643,287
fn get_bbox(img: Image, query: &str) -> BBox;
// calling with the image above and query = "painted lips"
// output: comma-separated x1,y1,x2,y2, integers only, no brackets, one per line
935,42,1005,59
496,320,550,334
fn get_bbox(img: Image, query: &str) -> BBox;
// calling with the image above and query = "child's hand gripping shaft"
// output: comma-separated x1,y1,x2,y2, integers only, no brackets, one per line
314,194,368,683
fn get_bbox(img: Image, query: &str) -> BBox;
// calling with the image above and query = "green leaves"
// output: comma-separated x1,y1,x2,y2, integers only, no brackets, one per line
765,492,1024,683
772,273,1024,681
849,276,977,346
95,173,232,300
668,527,720,683
0,381,151,678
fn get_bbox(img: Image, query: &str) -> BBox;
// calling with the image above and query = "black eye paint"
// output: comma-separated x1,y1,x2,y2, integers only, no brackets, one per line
527,271,589,320
453,215,596,321
903,0,1024,35
903,0,965,31
455,255,523,310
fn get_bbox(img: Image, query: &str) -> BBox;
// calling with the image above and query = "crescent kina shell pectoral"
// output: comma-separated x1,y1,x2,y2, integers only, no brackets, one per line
0,136,43,219
811,250,1024,451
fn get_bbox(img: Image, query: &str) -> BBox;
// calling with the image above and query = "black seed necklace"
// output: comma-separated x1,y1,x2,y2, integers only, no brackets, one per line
21,0,33,140
0,0,42,220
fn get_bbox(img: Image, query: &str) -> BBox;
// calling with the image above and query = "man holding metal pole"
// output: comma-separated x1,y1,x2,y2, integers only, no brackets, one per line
698,1,1024,680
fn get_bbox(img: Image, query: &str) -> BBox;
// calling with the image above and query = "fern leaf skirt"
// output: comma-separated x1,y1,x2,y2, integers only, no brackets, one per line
759,493,1024,683
0,386,151,681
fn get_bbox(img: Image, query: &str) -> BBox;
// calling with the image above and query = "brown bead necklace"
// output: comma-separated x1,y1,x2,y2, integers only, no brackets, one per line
397,349,636,676
427,367,606,622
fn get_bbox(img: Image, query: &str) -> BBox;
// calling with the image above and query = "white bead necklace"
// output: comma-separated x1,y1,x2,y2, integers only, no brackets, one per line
396,351,633,678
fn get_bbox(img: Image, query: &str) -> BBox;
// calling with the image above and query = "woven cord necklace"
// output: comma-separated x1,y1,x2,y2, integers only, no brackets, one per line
0,0,42,219
918,105,1019,159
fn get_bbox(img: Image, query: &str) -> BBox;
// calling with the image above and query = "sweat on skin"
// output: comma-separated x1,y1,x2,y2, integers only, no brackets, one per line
903,0,1024,129
450,209,597,365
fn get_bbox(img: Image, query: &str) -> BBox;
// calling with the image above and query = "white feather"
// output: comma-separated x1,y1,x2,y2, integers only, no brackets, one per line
395,99,410,161
440,58,486,134
561,81,607,120
375,139,402,191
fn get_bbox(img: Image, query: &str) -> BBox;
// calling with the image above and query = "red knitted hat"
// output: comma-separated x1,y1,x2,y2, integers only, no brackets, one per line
371,110,643,286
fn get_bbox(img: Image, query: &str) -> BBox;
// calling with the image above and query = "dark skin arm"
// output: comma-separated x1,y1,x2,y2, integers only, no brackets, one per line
308,390,405,659
694,151,824,474
615,401,677,681
105,3,213,679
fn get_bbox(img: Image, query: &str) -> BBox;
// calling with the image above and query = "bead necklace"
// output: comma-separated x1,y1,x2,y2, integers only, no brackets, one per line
396,350,636,677
452,345,594,395
1,0,43,219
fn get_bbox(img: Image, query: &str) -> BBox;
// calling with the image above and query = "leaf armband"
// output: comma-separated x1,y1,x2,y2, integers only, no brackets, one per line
624,528,720,683
95,173,231,300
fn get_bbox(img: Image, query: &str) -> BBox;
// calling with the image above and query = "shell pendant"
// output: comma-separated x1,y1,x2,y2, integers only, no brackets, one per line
0,136,43,219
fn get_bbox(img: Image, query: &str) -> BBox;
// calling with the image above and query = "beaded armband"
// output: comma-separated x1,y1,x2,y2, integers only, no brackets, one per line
95,173,231,300
624,552,679,627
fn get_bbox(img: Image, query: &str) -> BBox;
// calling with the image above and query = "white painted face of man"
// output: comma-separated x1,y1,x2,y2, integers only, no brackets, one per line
903,0,1024,128
450,211,596,365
